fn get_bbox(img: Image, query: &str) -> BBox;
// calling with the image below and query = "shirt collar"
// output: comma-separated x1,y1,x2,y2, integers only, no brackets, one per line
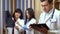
44,8,54,15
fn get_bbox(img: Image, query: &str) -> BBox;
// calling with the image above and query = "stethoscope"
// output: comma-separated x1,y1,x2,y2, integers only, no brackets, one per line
51,8,55,19
50,8,57,23
45,8,55,23
45,8,55,29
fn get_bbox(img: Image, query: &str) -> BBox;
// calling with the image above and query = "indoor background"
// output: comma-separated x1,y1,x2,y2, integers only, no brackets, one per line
0,0,60,34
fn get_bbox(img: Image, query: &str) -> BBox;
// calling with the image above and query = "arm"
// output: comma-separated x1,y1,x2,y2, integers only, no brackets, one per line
15,21,23,31
56,13,60,34
23,19,36,30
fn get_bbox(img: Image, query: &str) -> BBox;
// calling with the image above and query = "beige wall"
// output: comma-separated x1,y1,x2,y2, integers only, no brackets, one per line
34,0,43,34
11,0,16,16
35,0,42,22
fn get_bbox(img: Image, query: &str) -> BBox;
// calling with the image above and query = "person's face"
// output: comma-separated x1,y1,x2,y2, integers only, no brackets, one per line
26,10,30,19
15,12,21,19
40,1,52,13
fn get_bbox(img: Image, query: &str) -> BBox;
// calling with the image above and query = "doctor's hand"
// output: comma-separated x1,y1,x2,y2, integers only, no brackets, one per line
34,26,48,34
29,23,36,28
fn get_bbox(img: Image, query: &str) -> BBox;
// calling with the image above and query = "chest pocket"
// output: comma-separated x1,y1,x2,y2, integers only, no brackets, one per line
46,8,58,30
45,18,57,30
49,18,57,30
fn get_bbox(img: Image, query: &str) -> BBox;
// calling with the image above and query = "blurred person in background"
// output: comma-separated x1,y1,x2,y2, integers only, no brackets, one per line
12,9,24,34
5,11,15,34
23,8,36,34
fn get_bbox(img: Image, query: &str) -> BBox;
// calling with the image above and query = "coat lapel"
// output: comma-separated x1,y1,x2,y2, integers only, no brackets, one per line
44,12,53,23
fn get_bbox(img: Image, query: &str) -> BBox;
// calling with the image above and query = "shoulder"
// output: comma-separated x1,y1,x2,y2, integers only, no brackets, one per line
55,9,60,13
39,12,45,19
29,18,36,23
30,18,36,21
54,9,60,18
54,9,60,16
17,18,24,22
40,12,45,16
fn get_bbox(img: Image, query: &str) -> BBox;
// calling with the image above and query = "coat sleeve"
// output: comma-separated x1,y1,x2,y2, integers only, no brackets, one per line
56,13,60,34
38,13,45,24
27,19,36,29
57,13,60,29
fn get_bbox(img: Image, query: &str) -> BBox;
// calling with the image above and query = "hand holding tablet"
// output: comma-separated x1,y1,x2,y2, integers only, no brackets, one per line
30,24,49,34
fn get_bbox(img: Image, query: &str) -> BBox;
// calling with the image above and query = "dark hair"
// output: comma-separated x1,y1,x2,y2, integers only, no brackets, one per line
25,8,35,20
13,9,23,19
5,11,15,27
40,0,53,4
5,11,11,18
5,11,11,22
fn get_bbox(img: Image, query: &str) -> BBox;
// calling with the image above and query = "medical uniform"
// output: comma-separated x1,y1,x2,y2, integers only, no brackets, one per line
14,18,24,34
23,18,36,34
38,8,60,34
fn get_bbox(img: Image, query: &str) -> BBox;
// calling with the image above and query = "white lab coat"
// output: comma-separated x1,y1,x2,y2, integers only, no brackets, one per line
25,18,36,34
14,18,24,34
38,8,60,34
7,27,13,34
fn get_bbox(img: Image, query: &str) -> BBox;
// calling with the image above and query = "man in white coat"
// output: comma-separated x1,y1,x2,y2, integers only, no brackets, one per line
34,0,60,34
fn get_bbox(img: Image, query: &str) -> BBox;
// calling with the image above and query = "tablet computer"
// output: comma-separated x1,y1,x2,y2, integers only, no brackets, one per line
30,24,49,30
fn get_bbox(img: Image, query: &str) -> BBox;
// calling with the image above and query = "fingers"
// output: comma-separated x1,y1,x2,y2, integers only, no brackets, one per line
33,26,48,34
15,26,19,30
39,26,48,34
